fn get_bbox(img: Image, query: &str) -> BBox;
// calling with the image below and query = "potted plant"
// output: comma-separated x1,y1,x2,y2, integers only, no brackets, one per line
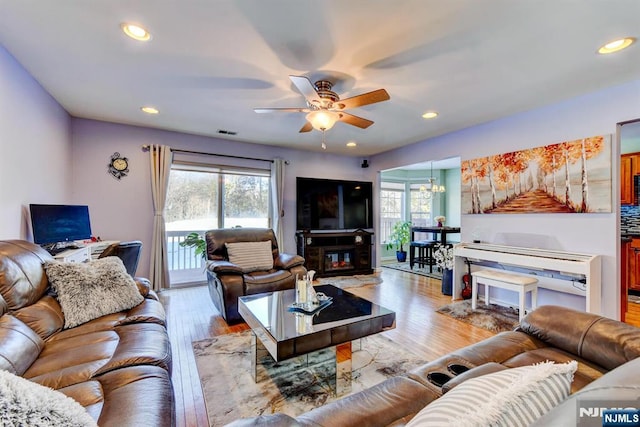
179,232,207,260
386,220,412,262
433,243,454,295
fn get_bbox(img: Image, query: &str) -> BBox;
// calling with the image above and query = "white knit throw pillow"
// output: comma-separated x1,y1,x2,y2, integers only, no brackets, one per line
0,370,97,427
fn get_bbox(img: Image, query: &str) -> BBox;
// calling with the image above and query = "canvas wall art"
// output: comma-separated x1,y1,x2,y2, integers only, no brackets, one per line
461,135,611,214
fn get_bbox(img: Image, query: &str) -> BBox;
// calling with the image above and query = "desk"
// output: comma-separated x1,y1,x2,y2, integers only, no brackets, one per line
53,247,91,263
411,226,461,245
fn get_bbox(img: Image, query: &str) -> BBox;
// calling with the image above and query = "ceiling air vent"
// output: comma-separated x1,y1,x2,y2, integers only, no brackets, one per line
217,129,237,135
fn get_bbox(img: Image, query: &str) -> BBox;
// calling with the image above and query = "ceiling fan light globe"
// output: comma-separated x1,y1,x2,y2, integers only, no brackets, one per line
306,110,338,131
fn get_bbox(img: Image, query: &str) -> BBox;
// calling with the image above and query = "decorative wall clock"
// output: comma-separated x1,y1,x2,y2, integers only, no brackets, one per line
108,152,129,179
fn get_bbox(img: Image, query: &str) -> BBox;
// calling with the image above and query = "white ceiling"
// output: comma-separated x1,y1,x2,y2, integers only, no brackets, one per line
1,1,639,157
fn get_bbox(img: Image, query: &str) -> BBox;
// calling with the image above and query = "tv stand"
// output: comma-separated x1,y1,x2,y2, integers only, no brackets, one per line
296,230,373,278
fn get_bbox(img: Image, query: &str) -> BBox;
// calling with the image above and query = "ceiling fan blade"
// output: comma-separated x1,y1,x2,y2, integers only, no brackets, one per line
254,107,309,113
289,75,322,105
338,112,374,129
335,89,390,110
299,121,313,133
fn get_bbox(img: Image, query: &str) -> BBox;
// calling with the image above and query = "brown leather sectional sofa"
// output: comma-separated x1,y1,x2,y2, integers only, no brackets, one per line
0,240,174,426
231,305,640,426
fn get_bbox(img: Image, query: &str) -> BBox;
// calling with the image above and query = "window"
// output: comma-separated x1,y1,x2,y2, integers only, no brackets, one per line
166,164,271,230
410,183,432,227
380,181,405,244
410,183,433,240
165,163,271,286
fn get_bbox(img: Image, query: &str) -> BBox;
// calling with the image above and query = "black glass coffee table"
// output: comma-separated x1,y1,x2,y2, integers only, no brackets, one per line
238,284,396,396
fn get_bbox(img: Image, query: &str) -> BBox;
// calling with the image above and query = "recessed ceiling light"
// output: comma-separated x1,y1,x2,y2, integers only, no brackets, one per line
141,106,159,114
422,111,439,119
121,23,151,41
346,141,357,148
598,37,635,54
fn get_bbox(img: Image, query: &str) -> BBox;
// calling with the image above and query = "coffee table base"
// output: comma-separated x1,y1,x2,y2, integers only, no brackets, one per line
251,332,358,397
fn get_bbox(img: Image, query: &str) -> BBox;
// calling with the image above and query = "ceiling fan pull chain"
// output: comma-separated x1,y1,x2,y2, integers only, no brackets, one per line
321,130,327,150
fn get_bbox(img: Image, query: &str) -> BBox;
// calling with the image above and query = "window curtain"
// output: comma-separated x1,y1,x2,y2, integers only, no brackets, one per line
270,158,286,249
149,144,173,291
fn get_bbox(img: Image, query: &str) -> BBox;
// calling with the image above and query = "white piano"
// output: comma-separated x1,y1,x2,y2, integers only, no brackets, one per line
453,242,602,314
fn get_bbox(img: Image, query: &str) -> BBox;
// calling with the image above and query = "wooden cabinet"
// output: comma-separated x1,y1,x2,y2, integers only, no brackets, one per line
621,153,640,205
628,238,640,292
296,230,373,278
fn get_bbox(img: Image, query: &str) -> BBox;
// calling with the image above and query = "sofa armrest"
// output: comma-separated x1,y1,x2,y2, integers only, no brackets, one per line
207,260,243,275
518,305,640,370
134,277,151,297
274,253,305,270
133,277,160,301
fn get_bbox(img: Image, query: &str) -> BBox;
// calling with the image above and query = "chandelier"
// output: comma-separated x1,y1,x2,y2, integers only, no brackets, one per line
422,162,445,193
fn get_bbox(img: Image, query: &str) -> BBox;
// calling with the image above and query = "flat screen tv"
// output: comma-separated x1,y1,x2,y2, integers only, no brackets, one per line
296,177,373,231
29,204,92,245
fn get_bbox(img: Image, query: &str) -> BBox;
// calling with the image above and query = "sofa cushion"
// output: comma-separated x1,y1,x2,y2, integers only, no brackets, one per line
57,381,104,421
244,269,293,295
0,369,97,427
24,330,119,389
25,323,171,389
226,241,274,272
0,240,52,311
91,365,175,427
502,347,606,392
44,258,144,328
0,314,44,375
12,296,64,340
406,361,577,427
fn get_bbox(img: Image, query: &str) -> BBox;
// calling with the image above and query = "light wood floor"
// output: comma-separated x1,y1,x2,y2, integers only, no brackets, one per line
158,268,640,427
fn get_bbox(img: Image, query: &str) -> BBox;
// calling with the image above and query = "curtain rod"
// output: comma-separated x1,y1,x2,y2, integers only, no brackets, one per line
141,145,286,164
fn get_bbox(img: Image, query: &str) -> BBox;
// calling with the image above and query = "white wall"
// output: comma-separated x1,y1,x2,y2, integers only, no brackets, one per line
71,119,375,278
372,79,640,319
0,46,71,239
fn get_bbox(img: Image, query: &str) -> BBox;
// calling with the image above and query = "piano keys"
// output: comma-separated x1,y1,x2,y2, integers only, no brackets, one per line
453,242,602,314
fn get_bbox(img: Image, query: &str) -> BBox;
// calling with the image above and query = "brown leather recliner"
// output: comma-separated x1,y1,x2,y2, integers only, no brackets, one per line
205,228,307,324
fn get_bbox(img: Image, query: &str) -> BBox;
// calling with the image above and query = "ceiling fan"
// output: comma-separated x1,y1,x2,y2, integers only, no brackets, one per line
254,75,390,133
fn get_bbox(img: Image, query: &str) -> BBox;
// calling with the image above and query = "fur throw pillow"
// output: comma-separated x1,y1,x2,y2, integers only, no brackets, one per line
0,369,97,427
44,257,144,329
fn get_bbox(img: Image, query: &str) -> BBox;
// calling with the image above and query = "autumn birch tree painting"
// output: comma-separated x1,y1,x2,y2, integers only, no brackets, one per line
461,135,611,214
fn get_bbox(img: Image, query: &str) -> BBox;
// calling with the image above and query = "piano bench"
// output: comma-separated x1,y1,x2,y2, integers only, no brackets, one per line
471,270,538,321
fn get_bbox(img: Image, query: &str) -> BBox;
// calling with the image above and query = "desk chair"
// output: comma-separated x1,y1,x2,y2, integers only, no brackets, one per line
98,241,142,276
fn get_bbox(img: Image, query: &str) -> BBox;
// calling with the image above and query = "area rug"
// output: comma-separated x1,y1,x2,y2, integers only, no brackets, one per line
382,262,443,280
316,272,383,288
193,331,427,426
436,300,519,332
